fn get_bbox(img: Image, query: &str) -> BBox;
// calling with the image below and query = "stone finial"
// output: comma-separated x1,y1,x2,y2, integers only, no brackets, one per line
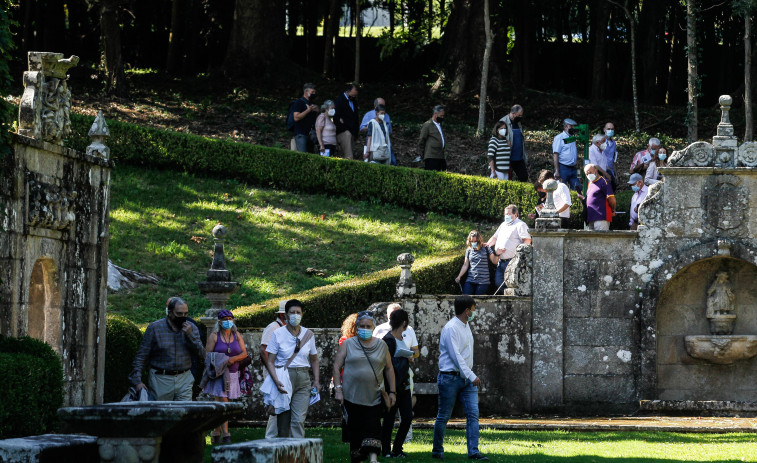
197,224,239,324
719,95,733,125
396,253,416,299
86,111,110,159
212,224,228,239
535,179,561,230
18,52,79,145
503,244,533,296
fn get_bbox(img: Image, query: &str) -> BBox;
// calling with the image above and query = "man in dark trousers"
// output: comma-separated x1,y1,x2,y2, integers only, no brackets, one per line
334,83,360,159
418,105,447,171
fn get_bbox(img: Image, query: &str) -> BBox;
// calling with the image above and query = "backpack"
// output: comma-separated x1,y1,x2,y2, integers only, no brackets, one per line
286,100,298,132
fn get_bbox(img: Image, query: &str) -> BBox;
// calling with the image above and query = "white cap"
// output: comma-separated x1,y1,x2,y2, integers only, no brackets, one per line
278,300,288,314
563,118,577,126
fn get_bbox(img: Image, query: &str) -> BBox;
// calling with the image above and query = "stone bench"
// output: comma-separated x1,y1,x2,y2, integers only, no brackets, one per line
212,438,322,463
0,434,98,463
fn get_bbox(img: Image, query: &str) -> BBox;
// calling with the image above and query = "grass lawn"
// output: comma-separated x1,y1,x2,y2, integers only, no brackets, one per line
107,166,497,325
205,427,757,462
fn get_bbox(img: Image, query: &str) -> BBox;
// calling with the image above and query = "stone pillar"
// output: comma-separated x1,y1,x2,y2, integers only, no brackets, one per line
395,253,416,299
211,438,323,463
197,224,240,332
529,230,567,410
87,111,111,160
712,95,738,167
535,179,561,230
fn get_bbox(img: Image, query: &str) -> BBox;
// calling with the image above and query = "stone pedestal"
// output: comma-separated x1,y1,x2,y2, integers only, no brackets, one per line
535,179,561,230
211,438,323,463
395,253,416,299
197,224,240,331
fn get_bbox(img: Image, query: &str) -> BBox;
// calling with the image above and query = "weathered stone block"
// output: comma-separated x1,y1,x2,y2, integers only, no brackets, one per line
211,438,323,463
563,287,591,318
565,318,633,346
564,259,599,290
565,346,634,376
0,434,98,463
593,290,638,319
564,375,635,403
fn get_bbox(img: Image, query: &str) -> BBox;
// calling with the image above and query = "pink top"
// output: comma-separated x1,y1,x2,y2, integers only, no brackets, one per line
316,113,337,145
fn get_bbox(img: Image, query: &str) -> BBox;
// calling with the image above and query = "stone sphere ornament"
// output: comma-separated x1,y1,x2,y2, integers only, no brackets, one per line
212,224,227,239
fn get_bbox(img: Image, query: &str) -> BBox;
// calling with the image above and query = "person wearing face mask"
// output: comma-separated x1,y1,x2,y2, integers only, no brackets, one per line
380,309,414,458
316,100,338,157
627,173,648,230
432,296,488,461
202,310,248,444
498,104,528,181
588,133,609,173
552,118,581,192
263,299,321,438
486,205,532,293
259,301,288,439
583,163,616,231
532,170,572,228
644,148,667,186
455,230,497,295
418,105,447,171
360,98,396,166
129,296,205,401
487,120,511,180
365,104,392,165
333,311,396,463
630,137,661,174
291,83,320,153
602,122,618,191
335,82,360,159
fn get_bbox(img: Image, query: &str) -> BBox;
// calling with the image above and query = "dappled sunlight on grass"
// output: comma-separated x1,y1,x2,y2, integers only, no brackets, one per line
108,166,497,324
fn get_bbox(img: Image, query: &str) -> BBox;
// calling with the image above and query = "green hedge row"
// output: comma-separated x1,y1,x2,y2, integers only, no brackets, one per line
65,113,581,222
0,336,63,437
104,315,144,402
235,252,464,328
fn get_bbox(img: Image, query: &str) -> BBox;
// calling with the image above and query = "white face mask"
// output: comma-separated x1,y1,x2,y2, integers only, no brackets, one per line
504,214,513,224
587,173,597,182
498,128,507,137
327,109,335,117
600,142,607,151
378,113,385,121
288,314,302,327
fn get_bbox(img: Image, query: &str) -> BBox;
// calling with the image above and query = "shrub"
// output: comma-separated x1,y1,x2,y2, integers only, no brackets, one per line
0,336,63,437
65,113,576,222
104,314,144,402
234,252,464,328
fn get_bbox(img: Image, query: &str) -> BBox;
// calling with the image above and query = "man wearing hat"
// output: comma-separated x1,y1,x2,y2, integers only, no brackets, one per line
129,296,205,401
628,173,648,230
552,118,581,192
260,300,288,439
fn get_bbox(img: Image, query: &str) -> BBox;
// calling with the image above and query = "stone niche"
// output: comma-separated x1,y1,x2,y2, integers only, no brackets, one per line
656,257,757,401
0,52,111,406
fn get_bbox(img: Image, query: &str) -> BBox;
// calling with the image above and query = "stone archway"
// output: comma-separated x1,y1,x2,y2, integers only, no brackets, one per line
639,240,757,399
28,258,62,353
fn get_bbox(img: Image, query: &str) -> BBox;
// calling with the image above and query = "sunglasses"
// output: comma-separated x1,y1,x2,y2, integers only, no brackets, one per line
294,336,301,354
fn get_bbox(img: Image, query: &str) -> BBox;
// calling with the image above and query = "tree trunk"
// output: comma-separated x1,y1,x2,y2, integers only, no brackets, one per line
638,0,664,103
591,0,611,100
746,13,753,141
686,0,698,142
100,0,128,96
428,0,433,42
608,0,639,131
166,0,188,74
389,0,395,35
439,0,487,95
322,0,340,76
476,0,493,137
512,0,535,89
224,0,288,79
354,0,361,83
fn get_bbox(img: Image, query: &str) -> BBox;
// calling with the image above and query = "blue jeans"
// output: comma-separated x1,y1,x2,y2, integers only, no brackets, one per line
462,281,489,295
558,163,581,192
390,146,397,166
294,133,309,153
432,373,479,457
494,258,510,294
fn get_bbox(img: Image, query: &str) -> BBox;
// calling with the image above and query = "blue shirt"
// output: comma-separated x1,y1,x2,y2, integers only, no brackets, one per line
360,110,392,133
552,131,577,166
511,127,524,161
344,93,354,112
604,139,617,174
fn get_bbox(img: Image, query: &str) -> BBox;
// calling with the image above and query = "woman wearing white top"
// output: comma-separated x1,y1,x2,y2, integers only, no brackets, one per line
264,299,320,438
365,104,392,165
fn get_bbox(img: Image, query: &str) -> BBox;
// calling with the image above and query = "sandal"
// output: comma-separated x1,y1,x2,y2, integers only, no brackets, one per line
210,432,220,445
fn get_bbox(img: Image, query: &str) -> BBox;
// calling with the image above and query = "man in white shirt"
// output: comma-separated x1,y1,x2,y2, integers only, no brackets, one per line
534,170,572,228
588,133,608,172
486,205,532,293
432,296,487,461
628,173,648,230
259,301,288,438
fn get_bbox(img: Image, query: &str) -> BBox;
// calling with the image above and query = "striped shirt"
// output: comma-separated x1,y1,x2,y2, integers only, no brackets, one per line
487,136,510,173
465,246,493,284
129,318,205,385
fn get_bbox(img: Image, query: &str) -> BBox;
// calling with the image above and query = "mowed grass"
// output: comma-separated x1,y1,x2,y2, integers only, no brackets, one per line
107,166,497,325
205,427,757,462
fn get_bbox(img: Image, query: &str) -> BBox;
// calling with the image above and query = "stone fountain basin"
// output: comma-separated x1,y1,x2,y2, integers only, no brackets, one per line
58,401,243,438
684,335,757,365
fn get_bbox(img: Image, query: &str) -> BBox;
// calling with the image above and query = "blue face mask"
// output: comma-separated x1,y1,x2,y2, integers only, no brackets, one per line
650,149,657,155
357,328,373,340
658,153,667,161
504,214,513,224
605,129,614,138
221,320,234,330
468,310,476,321
471,242,479,249
632,185,640,192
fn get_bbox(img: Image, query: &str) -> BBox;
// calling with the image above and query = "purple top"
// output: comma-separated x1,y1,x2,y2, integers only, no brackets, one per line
213,332,242,373
586,176,614,223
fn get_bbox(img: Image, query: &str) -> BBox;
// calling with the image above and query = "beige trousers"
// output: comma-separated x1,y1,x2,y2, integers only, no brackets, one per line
148,369,194,401
276,367,312,438
336,131,355,159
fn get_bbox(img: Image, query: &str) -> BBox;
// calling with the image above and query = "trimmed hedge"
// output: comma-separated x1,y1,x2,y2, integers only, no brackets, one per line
104,315,144,402
65,113,580,222
235,252,464,328
0,336,63,437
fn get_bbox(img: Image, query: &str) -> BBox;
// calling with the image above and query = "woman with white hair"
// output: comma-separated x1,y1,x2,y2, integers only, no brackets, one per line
316,100,338,157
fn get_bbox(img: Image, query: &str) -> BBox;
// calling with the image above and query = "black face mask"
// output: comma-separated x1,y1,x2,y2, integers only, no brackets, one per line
568,127,577,135
174,316,188,326
513,116,522,124
436,117,445,124
537,191,547,200
309,94,317,103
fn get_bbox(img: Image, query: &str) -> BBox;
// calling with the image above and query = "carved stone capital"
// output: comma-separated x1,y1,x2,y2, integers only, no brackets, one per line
26,171,77,231
503,244,533,296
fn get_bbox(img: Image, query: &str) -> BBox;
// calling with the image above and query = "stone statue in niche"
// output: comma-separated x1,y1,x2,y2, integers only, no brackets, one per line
706,271,736,335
